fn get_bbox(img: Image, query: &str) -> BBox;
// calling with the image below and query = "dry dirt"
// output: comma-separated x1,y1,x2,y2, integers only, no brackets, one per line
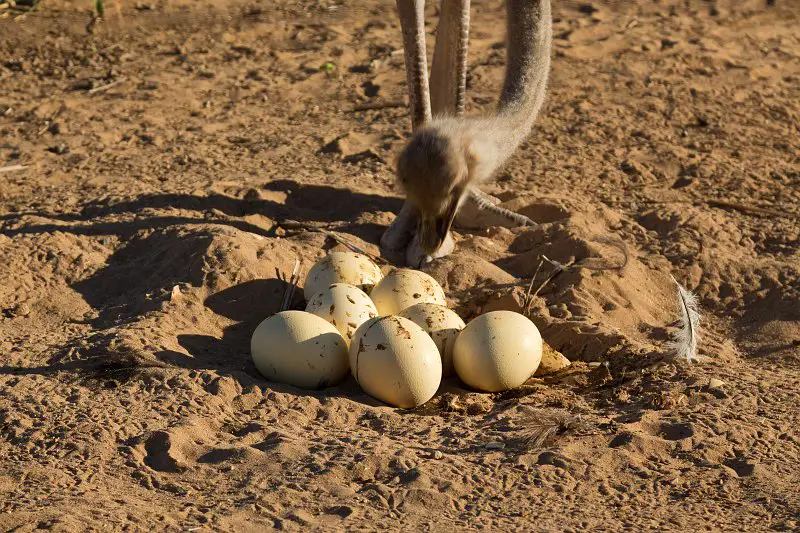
1,0,799,531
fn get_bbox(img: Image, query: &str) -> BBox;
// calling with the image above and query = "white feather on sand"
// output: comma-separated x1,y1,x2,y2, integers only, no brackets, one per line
667,275,702,363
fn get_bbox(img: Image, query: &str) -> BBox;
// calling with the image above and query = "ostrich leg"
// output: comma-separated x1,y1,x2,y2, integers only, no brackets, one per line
386,0,551,266
380,0,430,254
382,0,471,256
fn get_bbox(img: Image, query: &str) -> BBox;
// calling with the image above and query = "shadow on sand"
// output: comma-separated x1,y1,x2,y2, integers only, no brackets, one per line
0,181,403,401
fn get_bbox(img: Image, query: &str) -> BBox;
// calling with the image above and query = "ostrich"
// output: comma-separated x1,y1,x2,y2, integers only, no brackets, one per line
380,0,552,267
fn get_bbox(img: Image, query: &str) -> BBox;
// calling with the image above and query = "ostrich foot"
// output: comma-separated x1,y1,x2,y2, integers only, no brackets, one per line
405,230,456,268
382,191,532,268
380,201,418,252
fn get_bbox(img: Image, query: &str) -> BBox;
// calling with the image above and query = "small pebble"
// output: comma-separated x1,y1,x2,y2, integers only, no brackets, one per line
432,450,443,460
708,378,725,389
11,303,31,317
170,285,182,301
484,442,505,450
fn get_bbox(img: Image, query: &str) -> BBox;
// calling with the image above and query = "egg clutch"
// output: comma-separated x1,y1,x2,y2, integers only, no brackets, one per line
251,251,555,409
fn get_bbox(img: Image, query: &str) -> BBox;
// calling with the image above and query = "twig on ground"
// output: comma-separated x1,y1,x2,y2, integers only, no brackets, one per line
321,230,390,265
87,78,125,94
523,238,627,313
528,255,575,301
278,220,390,265
523,257,545,316
0,164,27,173
542,255,566,272
707,199,794,219
582,236,629,271
279,259,302,311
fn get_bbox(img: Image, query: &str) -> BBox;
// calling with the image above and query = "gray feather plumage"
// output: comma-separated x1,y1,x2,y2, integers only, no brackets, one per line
667,275,702,363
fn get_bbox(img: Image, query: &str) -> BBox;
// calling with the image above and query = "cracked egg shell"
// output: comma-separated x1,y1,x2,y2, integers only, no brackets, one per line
369,269,446,316
305,283,379,346
398,303,465,377
303,251,383,301
453,311,542,392
251,311,348,389
349,316,442,408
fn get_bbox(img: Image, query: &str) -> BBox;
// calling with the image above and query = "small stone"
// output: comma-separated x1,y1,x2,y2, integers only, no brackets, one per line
672,176,694,189
432,450,443,460
587,362,612,387
620,159,639,176
330,486,356,498
287,510,314,525
47,143,69,155
243,188,263,201
537,451,569,469
326,505,355,519
247,69,265,81
708,378,725,389
535,342,571,375
320,134,352,155
465,398,492,415
11,303,31,317
484,442,505,450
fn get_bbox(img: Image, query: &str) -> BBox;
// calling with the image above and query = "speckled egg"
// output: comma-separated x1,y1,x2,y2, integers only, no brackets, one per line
251,310,348,389
305,283,379,346
453,311,542,392
398,303,465,377
303,251,383,301
349,316,442,408
369,268,446,316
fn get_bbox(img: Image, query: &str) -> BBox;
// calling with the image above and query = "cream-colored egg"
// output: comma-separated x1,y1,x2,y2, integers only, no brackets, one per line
349,316,442,408
453,311,542,392
251,311,348,389
369,269,446,316
305,283,379,346
303,251,383,300
398,303,465,377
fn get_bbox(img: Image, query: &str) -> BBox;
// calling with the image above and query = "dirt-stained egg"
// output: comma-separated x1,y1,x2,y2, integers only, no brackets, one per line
453,311,543,392
349,316,442,408
369,269,446,316
303,251,383,301
398,303,465,377
251,310,348,389
305,283,379,346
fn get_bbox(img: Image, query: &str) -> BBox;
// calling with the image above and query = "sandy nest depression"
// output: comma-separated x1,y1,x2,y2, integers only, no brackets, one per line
0,0,798,530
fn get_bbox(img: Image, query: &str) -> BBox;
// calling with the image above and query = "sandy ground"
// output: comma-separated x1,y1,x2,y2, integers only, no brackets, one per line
1,0,798,530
